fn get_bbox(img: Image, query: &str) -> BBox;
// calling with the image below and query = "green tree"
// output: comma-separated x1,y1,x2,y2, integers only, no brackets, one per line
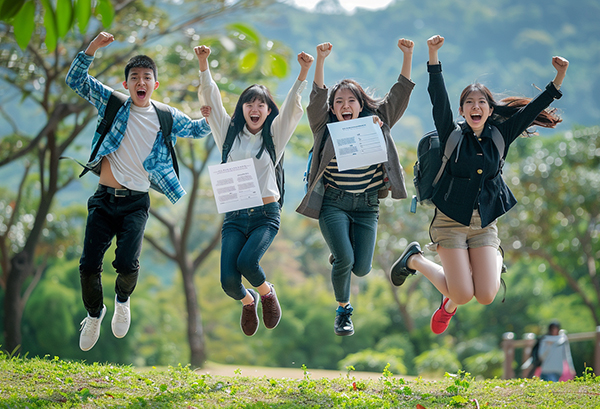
501,127,600,324
0,0,275,358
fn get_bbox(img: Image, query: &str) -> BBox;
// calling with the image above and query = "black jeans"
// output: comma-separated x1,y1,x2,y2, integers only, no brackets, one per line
79,185,150,317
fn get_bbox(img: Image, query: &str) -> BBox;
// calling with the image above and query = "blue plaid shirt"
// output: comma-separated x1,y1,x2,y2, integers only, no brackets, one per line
66,51,211,204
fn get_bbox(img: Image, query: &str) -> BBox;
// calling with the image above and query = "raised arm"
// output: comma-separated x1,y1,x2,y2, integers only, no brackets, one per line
427,34,444,65
85,32,115,57
398,38,414,80
297,51,314,82
314,42,332,89
551,56,569,89
194,45,230,148
271,51,313,160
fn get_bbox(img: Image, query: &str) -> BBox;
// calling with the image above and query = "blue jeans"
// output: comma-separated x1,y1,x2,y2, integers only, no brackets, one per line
318,188,379,303
541,372,561,382
220,202,281,300
79,185,150,317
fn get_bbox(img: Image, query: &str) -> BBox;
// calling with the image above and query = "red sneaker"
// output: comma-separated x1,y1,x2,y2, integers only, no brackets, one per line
430,297,456,334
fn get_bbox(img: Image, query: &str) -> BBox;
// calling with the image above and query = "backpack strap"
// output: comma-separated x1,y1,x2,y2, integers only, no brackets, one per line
79,91,128,177
490,126,505,170
151,101,178,178
221,126,237,164
432,124,463,187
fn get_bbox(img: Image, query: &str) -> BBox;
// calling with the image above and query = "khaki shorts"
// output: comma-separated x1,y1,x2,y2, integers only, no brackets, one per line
427,209,501,251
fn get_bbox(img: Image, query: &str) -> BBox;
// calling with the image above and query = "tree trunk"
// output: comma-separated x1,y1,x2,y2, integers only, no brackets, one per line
3,252,30,353
181,265,206,367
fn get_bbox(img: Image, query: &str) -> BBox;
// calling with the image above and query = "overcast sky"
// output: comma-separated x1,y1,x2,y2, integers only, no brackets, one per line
285,0,394,12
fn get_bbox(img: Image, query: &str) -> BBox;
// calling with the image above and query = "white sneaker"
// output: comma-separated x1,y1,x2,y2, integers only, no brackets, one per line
79,305,106,351
111,295,130,338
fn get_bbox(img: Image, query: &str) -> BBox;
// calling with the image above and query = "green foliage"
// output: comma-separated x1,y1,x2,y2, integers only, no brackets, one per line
414,345,461,377
1,356,599,408
338,348,406,374
0,0,114,52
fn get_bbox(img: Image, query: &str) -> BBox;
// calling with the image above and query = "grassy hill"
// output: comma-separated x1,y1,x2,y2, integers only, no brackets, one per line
1,353,599,408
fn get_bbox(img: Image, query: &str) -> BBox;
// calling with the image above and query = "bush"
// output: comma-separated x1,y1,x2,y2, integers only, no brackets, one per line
338,348,407,374
414,347,461,377
463,349,504,379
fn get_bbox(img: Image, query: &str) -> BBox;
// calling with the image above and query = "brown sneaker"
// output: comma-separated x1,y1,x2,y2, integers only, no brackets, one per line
241,289,259,336
261,283,281,329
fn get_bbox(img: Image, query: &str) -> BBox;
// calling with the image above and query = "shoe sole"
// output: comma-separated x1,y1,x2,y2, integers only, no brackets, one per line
112,297,130,339
390,241,421,286
80,306,107,351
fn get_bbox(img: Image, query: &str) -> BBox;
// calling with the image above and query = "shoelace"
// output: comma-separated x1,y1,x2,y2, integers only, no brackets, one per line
80,316,100,335
114,304,129,323
261,293,278,314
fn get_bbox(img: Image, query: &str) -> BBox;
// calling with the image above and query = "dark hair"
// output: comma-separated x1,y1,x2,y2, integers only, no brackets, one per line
124,55,157,81
228,84,279,159
459,83,562,136
328,79,381,121
548,320,561,333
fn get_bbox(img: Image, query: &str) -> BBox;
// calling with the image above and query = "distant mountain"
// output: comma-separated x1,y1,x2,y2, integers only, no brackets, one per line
240,0,600,143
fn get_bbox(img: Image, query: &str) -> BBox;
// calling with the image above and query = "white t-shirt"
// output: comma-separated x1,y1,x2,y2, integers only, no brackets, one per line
106,104,159,191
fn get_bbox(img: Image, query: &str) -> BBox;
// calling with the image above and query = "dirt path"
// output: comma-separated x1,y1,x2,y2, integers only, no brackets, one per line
195,362,417,380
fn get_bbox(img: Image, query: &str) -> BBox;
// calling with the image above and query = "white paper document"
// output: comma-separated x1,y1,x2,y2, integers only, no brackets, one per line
326,116,388,171
208,158,264,213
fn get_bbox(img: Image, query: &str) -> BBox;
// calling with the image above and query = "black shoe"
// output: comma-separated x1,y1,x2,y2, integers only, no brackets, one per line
334,304,354,336
390,241,422,286
328,253,334,265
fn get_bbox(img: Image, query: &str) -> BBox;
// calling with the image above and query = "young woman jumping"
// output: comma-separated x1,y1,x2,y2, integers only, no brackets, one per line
297,38,415,336
195,45,313,336
391,35,568,334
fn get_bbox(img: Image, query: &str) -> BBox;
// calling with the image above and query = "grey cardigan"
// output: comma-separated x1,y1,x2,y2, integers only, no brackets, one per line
296,75,415,219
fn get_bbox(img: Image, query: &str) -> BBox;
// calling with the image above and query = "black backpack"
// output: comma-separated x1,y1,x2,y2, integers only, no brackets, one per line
410,123,505,213
73,90,177,179
221,126,285,207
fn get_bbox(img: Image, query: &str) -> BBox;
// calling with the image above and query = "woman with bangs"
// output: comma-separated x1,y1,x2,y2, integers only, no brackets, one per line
390,35,568,335
296,39,415,336
195,45,314,337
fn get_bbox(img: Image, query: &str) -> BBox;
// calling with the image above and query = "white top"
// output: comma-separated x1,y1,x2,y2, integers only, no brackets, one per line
106,104,159,191
539,333,575,375
199,68,306,200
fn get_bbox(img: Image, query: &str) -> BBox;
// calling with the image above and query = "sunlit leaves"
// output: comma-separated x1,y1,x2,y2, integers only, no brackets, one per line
0,0,26,20
56,0,73,38
95,0,114,28
75,0,92,33
228,23,290,80
2,0,114,51
40,0,58,52
12,0,35,50
239,49,259,73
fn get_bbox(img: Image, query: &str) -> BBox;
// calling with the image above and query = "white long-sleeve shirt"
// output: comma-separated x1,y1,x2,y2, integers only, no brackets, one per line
199,68,306,200
539,334,575,375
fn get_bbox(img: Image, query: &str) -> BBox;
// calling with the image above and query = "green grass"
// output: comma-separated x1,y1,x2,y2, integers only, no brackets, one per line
1,353,599,408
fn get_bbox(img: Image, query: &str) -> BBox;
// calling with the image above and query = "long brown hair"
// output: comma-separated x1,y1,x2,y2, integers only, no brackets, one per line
459,83,562,136
328,79,381,121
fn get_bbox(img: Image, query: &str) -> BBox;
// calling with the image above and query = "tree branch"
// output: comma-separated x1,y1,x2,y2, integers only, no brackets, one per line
192,220,222,271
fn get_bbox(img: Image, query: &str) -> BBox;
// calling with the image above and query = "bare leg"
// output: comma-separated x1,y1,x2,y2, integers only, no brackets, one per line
408,247,473,312
469,246,502,305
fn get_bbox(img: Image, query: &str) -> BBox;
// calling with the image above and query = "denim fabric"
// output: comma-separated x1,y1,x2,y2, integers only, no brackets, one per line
318,187,379,303
79,185,150,316
541,372,560,382
220,202,281,300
